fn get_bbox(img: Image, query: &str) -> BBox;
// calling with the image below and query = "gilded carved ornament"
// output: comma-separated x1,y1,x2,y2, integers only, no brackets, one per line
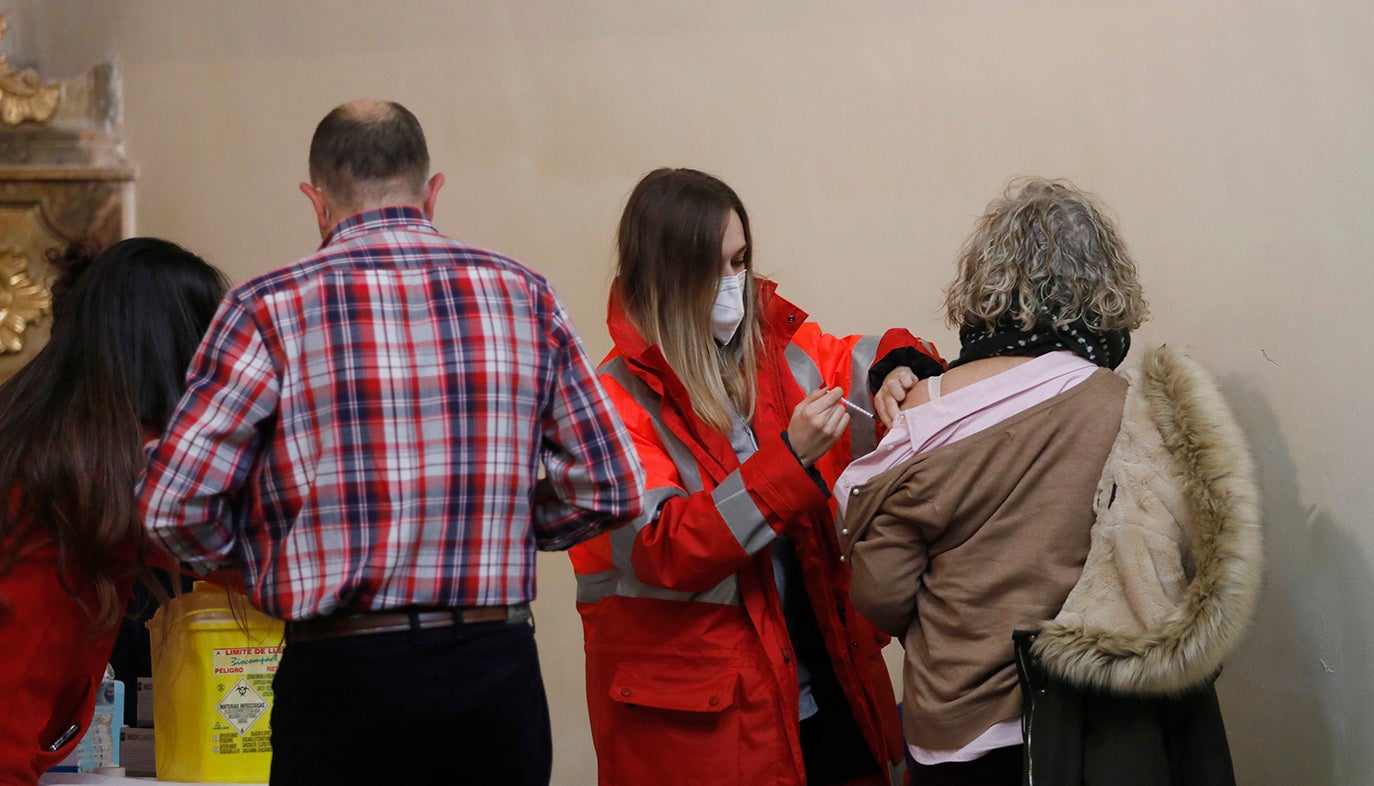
0,248,50,354
0,14,60,126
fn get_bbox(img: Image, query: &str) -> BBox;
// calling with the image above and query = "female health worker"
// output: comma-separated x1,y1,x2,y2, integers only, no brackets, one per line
570,168,944,786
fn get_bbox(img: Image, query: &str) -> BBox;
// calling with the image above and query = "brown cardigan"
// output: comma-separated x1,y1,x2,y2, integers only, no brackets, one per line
840,368,1128,751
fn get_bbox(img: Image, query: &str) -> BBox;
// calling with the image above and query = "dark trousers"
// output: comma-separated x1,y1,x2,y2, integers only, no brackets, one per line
908,744,1022,786
799,702,885,785
795,629,884,785
269,617,551,786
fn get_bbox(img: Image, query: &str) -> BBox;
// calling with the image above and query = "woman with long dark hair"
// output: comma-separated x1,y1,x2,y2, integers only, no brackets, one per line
570,168,945,785
0,238,227,783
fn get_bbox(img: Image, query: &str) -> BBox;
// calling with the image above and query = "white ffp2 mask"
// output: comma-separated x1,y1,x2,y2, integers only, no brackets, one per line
711,270,748,345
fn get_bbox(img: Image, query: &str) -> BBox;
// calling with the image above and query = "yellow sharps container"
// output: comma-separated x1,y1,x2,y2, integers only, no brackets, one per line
147,581,284,782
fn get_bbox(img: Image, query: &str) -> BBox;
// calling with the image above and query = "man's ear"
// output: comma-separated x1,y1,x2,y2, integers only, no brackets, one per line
422,173,445,220
300,182,331,238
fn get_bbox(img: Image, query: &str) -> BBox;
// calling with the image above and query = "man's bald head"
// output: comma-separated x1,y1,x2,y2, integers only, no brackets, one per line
308,100,430,213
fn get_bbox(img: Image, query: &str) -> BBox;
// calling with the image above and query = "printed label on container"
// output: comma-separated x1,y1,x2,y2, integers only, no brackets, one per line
209,645,282,753
216,678,267,735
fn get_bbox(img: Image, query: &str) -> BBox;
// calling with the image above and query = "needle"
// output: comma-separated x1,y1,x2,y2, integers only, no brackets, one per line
840,397,874,419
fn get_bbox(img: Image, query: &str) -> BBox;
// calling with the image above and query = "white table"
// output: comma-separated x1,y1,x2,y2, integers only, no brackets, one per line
40,773,256,785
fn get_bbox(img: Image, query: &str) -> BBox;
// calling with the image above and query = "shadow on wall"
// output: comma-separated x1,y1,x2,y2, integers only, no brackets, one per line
1214,375,1374,785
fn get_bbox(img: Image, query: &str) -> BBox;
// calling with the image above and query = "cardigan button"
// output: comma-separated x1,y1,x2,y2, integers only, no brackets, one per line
708,696,721,707
841,528,849,535
839,555,847,562
620,688,632,697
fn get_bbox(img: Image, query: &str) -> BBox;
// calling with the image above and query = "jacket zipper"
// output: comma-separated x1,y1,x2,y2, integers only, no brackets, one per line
1014,632,1037,786
769,334,789,432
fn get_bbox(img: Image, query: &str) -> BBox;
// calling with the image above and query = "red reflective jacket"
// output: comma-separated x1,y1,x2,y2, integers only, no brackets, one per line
0,489,134,785
570,282,943,785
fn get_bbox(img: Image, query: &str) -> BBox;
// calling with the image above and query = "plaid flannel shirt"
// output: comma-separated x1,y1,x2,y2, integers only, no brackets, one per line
140,207,644,620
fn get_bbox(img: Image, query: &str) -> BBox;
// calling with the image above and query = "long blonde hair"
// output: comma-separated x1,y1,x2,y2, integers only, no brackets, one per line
615,168,763,433
945,177,1149,332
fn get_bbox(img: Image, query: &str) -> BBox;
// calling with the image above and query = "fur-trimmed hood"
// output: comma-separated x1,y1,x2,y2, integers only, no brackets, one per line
1031,345,1262,696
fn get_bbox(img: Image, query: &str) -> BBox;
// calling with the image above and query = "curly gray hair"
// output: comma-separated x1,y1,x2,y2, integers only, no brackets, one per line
944,177,1149,332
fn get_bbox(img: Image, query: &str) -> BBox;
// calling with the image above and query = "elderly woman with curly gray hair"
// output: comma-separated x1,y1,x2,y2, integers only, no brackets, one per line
836,177,1261,786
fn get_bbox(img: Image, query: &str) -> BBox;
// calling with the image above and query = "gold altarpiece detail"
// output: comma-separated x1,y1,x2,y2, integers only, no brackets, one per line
0,247,49,353
0,15,60,126
0,14,133,382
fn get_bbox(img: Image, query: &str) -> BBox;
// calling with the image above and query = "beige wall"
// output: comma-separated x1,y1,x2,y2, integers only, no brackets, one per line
7,1,1372,783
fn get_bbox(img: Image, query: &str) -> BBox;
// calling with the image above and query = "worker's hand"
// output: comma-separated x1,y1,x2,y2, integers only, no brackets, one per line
874,366,919,427
786,386,849,467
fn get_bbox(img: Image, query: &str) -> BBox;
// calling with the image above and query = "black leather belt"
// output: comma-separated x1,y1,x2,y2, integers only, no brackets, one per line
286,603,532,644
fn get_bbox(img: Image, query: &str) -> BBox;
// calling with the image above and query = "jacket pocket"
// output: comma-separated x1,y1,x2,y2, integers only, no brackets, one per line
603,662,743,786
31,674,97,772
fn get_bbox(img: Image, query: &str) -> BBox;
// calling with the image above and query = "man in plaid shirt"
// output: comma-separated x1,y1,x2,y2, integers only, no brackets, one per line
140,100,644,785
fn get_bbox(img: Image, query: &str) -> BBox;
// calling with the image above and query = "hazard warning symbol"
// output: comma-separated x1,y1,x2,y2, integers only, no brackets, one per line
216,678,269,735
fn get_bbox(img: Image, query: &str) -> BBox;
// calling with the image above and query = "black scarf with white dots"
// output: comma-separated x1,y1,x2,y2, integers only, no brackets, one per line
948,316,1130,370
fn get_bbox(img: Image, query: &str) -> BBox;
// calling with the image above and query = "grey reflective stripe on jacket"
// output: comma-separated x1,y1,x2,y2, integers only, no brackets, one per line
583,357,740,606
712,470,775,556
846,336,881,459
582,337,882,606
784,335,882,461
599,357,702,495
